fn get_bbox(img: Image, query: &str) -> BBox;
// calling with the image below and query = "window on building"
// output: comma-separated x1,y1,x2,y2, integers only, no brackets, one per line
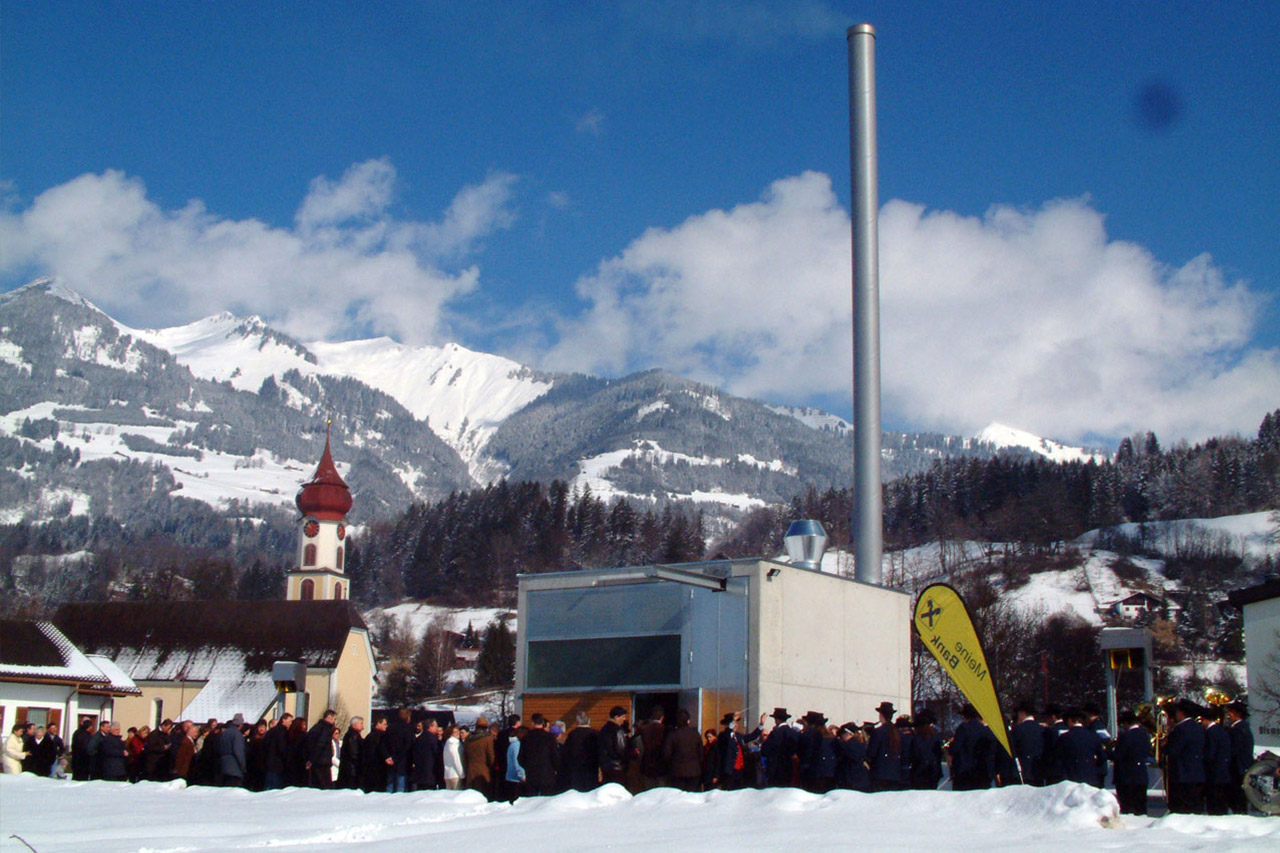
336,547,344,570
303,544,317,566
301,579,315,600
153,698,163,729
334,583,344,600
527,634,682,689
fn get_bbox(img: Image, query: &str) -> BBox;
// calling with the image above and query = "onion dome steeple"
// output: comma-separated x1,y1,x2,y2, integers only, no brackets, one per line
295,424,352,521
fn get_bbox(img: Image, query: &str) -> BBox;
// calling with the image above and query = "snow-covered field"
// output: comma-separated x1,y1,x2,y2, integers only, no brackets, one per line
2,774,1275,852
371,602,516,637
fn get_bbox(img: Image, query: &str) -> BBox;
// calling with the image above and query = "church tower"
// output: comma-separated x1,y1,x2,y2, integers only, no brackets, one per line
286,426,353,601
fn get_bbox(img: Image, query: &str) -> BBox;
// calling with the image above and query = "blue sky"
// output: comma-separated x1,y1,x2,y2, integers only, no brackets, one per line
3,1,1277,445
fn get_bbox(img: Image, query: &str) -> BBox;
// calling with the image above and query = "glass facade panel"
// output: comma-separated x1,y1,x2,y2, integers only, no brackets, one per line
527,634,682,689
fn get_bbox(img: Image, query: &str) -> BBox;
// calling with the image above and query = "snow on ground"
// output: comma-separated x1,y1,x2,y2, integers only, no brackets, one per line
370,602,517,637
3,775,1276,853
1081,512,1279,562
572,439,782,510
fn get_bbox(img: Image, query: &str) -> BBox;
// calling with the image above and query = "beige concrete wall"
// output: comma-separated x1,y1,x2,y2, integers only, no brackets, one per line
750,561,911,726
1244,595,1280,749
112,682,207,730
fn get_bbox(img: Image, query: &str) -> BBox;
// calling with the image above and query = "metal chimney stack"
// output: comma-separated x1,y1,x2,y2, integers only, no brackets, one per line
784,519,829,570
848,24,883,585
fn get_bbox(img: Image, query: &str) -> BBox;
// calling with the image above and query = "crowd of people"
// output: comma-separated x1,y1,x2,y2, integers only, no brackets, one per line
1,694,1257,818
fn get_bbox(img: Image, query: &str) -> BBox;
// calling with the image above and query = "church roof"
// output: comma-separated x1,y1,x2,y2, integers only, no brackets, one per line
53,600,367,681
296,430,352,521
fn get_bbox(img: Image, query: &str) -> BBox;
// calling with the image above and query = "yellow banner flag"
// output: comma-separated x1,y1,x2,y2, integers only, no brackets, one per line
914,583,1011,758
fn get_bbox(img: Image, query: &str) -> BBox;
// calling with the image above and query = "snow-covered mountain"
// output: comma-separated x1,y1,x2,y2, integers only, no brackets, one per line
1,279,1103,522
973,422,1109,464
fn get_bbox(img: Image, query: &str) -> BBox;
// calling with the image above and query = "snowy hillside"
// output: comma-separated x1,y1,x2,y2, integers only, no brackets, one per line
6,773,1277,851
974,422,1109,464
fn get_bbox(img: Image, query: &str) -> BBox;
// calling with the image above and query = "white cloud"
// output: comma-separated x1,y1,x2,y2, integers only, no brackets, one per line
0,161,517,345
575,109,606,137
547,171,1280,443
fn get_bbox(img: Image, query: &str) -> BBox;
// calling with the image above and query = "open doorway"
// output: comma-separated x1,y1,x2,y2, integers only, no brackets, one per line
632,692,680,725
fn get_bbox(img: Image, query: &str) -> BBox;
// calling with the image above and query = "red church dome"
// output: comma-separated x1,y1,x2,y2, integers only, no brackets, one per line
296,430,352,521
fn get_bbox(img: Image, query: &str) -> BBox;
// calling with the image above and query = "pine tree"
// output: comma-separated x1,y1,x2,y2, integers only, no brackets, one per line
475,620,516,688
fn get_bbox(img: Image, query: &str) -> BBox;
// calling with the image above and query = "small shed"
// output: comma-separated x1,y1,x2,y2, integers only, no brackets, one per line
516,558,911,734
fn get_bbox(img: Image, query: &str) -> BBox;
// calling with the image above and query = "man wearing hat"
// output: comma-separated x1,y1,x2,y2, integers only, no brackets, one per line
760,708,798,788
1057,709,1105,785
1201,705,1233,815
1111,709,1152,815
835,722,871,791
1164,698,1207,814
796,710,830,792
1225,700,1253,814
867,702,905,791
1010,702,1044,786
948,703,997,791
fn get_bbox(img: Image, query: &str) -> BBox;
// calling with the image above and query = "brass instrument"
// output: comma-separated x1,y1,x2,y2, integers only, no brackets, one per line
1203,686,1233,708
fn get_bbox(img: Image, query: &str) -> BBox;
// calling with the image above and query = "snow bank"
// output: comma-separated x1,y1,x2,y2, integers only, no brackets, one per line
3,775,1276,852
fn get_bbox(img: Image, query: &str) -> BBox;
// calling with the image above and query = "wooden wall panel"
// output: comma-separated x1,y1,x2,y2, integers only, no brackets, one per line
520,692,633,728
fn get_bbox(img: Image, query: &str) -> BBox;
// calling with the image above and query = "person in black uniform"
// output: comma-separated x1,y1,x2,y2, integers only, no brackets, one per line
760,708,798,788
1164,699,1207,814
1010,703,1044,786
1225,700,1254,814
1202,705,1233,815
908,709,943,790
1040,704,1067,785
1111,709,1151,815
948,703,997,791
1057,709,1105,785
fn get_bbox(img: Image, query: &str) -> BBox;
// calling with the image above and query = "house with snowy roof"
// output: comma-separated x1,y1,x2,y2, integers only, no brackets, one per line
0,619,140,736
51,432,374,731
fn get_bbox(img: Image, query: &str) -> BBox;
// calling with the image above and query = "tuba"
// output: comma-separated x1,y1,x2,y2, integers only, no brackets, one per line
1203,687,1233,708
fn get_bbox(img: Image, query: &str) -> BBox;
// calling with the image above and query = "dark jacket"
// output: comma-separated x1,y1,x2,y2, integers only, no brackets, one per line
173,736,196,780
144,729,171,780
598,721,628,772
360,728,389,793
1040,721,1067,784
338,728,363,789
98,733,128,780
518,727,561,794
1204,723,1232,785
463,730,496,788
664,725,704,780
385,718,414,776
909,730,943,789
867,723,904,784
760,725,798,786
1058,726,1105,785
1229,719,1254,780
263,722,290,775
637,720,667,778
70,726,94,779
1011,719,1045,785
1111,725,1151,787
36,733,64,776
835,736,870,791
410,730,442,789
306,720,336,770
949,719,997,788
1165,717,1207,785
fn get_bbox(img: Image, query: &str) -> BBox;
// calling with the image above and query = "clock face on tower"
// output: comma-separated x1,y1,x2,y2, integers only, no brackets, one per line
303,519,320,538
337,523,346,540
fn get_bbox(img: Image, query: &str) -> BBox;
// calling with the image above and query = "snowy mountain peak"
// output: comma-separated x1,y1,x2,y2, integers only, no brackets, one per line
974,422,1109,464
1,277,105,315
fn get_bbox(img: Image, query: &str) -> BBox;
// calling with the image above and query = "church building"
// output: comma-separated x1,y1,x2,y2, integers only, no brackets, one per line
54,432,374,731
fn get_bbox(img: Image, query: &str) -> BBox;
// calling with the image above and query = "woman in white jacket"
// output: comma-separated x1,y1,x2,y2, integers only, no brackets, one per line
3,724,30,774
442,725,464,790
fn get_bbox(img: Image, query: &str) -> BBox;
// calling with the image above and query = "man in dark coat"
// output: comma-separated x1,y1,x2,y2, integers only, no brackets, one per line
662,709,703,792
70,718,95,780
361,716,390,794
759,708,798,788
949,704,997,791
36,722,64,777
98,723,128,781
1225,701,1254,814
173,721,197,781
1202,706,1233,815
598,707,630,786
1111,709,1151,815
88,719,109,779
636,707,668,791
1010,703,1045,786
262,714,292,790
145,719,173,781
1039,705,1067,785
518,714,561,796
713,712,763,790
867,702,906,791
305,709,338,789
563,712,600,792
410,718,444,791
1164,699,1207,814
385,709,415,793
337,717,364,789
835,723,871,791
1057,709,1106,785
